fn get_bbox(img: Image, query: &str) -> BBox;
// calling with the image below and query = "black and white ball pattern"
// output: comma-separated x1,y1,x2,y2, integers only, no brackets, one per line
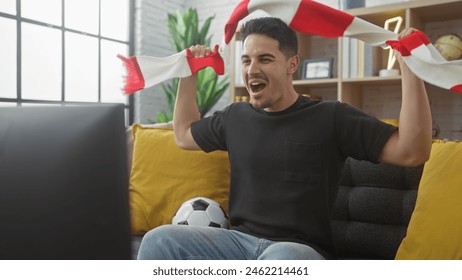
172,197,229,229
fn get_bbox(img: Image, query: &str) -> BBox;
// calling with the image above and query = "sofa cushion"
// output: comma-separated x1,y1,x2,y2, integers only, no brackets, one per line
395,140,462,259
332,158,423,259
129,124,230,235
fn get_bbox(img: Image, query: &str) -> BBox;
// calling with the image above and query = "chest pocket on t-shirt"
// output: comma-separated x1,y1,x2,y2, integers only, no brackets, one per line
283,141,322,184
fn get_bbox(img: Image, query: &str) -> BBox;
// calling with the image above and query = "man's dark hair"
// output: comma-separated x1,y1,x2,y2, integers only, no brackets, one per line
240,17,298,58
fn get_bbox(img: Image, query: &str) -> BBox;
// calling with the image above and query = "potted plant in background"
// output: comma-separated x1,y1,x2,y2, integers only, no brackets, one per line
156,8,229,123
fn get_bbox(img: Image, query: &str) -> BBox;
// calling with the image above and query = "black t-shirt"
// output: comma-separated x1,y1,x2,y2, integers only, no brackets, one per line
191,95,397,259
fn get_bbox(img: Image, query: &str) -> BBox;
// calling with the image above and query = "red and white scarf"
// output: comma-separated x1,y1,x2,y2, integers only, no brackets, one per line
118,0,462,95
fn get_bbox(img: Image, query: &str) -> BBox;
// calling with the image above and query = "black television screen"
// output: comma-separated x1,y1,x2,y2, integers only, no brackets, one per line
0,105,131,260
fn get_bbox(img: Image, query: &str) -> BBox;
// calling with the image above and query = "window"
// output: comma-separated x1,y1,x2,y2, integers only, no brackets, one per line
0,0,134,125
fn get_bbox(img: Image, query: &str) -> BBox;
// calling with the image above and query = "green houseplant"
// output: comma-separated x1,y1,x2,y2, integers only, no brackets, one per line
156,8,229,123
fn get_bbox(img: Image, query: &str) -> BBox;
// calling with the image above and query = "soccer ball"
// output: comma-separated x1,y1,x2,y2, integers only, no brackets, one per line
172,197,229,229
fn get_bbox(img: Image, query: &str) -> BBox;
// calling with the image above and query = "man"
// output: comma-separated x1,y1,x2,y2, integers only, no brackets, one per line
137,17,432,260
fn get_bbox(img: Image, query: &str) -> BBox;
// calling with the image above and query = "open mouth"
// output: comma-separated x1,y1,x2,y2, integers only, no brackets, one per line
249,81,267,93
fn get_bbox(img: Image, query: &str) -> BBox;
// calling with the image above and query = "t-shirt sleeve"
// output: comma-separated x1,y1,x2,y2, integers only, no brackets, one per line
335,102,397,163
191,109,228,153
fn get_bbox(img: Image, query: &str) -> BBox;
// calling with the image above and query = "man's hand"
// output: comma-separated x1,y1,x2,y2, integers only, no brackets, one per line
393,27,419,72
189,45,212,58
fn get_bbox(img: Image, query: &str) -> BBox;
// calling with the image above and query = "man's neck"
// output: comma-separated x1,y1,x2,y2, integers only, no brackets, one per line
263,89,299,113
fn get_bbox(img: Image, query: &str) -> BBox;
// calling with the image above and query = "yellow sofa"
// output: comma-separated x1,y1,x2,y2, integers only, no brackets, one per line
127,124,462,260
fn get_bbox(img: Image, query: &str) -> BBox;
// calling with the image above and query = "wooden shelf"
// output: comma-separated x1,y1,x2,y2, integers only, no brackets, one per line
342,75,401,85
293,78,338,87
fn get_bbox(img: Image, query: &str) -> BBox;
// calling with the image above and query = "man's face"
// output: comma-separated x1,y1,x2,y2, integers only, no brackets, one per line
241,34,298,112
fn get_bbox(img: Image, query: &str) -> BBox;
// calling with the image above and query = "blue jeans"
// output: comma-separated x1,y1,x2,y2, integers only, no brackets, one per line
137,225,325,260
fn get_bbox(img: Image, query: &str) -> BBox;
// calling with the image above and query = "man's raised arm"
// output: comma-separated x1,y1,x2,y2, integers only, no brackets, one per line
379,28,433,166
173,45,212,150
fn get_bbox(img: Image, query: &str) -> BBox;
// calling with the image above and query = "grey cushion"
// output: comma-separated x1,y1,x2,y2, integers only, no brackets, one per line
332,158,424,259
